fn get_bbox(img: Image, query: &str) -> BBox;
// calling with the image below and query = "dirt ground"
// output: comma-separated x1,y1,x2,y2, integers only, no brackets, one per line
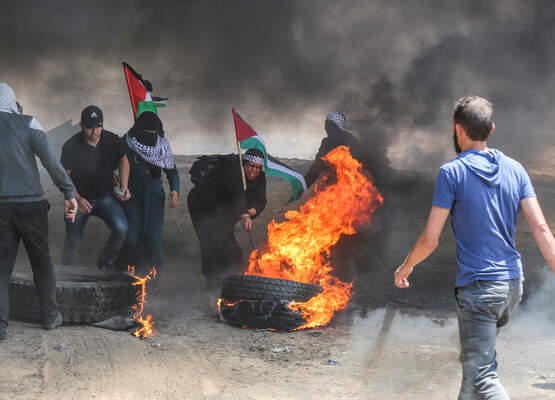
1,156,555,400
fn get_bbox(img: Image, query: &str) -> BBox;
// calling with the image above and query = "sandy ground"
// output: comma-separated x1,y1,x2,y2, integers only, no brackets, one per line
1,156,555,400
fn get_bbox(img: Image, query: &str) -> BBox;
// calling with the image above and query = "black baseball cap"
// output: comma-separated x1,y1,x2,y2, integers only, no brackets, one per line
81,105,103,128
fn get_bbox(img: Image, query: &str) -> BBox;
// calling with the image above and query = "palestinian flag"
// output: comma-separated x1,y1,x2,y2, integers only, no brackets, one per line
233,108,307,202
122,62,168,119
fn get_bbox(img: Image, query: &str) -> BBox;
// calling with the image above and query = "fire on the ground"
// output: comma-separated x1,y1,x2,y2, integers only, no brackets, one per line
128,266,157,338
221,146,383,329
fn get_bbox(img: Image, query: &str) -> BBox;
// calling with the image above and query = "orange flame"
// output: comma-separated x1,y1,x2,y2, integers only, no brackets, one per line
217,298,241,311
246,146,383,329
128,266,157,338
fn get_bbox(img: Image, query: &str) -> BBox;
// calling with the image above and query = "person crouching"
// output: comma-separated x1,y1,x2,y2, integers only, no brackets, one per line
187,148,267,290
60,105,130,273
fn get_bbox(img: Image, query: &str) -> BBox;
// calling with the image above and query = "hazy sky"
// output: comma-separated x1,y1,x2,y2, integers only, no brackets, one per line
2,1,555,172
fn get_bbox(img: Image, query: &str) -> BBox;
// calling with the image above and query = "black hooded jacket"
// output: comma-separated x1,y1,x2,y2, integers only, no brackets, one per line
304,120,358,187
188,155,267,220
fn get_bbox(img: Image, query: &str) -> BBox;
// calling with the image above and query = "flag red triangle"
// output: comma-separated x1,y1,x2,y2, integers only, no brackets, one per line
232,108,258,142
123,62,148,120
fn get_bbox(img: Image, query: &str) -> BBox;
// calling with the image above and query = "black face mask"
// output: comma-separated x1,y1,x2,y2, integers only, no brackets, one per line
134,130,158,147
128,111,163,147
453,129,462,154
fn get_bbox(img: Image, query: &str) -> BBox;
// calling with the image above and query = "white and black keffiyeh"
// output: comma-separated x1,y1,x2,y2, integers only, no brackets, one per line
243,153,264,165
325,112,347,129
126,134,176,169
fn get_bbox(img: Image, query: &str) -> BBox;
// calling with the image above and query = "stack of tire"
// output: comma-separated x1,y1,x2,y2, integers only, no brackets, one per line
9,265,136,324
219,275,322,331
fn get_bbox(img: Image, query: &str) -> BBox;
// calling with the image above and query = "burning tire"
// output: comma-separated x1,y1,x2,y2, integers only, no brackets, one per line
219,300,306,331
220,274,321,302
219,275,322,331
9,265,136,324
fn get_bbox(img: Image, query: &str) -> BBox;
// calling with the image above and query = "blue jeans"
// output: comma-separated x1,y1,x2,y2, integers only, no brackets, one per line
455,279,523,400
62,192,128,269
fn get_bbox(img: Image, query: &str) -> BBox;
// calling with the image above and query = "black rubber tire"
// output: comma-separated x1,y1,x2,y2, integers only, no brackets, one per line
9,265,136,324
220,274,322,302
219,300,306,331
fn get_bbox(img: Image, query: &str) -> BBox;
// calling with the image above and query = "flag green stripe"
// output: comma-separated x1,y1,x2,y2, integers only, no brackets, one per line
267,168,306,200
137,100,166,118
137,100,158,117
239,136,265,153
266,159,306,191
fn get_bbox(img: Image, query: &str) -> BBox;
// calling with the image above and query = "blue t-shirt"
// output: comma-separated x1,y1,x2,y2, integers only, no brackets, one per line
432,149,535,287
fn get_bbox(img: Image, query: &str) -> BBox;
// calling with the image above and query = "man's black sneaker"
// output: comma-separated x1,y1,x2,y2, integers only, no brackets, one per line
0,326,6,340
43,311,63,330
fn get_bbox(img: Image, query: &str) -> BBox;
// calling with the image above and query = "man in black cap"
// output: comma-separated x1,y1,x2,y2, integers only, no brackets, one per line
60,105,131,272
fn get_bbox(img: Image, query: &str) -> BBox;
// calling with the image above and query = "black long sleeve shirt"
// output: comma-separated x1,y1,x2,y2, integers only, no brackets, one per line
189,155,267,219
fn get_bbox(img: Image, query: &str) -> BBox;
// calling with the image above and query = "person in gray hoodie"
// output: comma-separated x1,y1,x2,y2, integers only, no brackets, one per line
394,95,555,399
0,82,77,340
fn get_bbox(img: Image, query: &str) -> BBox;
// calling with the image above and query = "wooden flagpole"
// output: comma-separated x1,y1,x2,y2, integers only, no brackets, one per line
234,108,257,250
237,140,257,250
236,140,247,191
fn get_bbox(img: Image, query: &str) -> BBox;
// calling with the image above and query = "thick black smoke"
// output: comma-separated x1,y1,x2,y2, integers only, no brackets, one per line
2,0,555,170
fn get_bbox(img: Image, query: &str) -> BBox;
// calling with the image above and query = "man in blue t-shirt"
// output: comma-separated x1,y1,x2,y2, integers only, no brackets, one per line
394,95,555,399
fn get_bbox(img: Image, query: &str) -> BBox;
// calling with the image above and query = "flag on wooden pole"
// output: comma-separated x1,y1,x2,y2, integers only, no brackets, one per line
232,108,307,202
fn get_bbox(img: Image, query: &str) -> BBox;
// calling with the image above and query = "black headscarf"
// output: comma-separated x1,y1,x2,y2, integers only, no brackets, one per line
127,111,166,177
128,111,164,147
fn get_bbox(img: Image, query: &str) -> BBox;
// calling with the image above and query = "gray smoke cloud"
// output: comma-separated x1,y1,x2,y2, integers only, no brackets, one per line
507,265,555,338
347,265,555,397
2,0,555,171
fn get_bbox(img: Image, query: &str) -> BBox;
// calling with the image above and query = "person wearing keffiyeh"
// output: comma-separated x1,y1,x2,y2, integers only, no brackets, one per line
304,112,358,188
115,111,179,274
304,112,361,283
187,148,267,290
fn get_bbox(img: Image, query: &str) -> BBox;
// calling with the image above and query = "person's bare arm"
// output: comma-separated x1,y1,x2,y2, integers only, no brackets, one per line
394,206,451,288
117,155,131,201
521,196,555,274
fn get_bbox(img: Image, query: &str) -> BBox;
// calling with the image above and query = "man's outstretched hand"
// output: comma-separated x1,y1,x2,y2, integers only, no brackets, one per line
65,198,78,223
394,264,413,288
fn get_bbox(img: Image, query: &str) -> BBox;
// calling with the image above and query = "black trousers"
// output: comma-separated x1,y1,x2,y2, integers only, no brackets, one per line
187,190,242,280
0,200,58,328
